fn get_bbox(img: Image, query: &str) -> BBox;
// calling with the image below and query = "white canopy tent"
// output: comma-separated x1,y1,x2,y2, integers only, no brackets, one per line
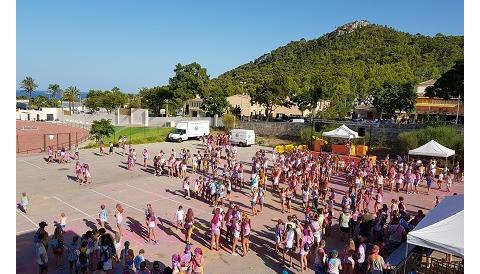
407,194,464,257
408,140,456,169
322,124,359,139
408,140,455,158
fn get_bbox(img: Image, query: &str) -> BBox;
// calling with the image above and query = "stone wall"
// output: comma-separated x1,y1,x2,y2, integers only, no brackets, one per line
236,121,308,138
234,121,463,141
148,116,223,128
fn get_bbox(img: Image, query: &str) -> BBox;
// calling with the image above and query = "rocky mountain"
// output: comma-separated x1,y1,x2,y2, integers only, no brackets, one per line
214,21,464,101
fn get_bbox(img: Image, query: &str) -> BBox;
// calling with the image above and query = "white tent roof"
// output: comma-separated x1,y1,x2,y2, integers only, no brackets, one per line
407,195,464,257
408,140,455,158
322,124,359,139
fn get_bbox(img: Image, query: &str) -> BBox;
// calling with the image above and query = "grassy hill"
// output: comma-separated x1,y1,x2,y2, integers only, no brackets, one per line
214,21,464,101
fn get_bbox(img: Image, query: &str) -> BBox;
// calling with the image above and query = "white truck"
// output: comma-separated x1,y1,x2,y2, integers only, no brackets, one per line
229,129,255,147
167,120,210,142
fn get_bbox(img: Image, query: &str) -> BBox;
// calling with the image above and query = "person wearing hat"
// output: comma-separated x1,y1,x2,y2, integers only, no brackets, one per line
326,249,342,274
367,245,390,273
35,221,49,252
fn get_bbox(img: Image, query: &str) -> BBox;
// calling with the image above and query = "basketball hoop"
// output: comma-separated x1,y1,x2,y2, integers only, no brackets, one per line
49,134,54,140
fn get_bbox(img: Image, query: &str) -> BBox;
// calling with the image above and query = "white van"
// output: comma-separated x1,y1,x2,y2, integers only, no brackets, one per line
230,129,255,147
288,118,305,123
167,120,210,142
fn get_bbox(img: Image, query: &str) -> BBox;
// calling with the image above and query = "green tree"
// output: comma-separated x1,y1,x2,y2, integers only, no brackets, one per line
200,83,231,116
62,86,80,112
126,93,141,109
139,86,175,116
231,105,242,118
222,113,236,131
19,76,38,105
424,60,464,100
169,63,210,105
90,119,115,143
103,90,127,113
47,84,62,99
84,90,104,112
250,73,297,120
372,83,417,119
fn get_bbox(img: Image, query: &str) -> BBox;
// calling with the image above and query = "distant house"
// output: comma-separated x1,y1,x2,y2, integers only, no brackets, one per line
226,93,329,120
184,95,206,117
183,93,328,119
414,79,437,97
412,79,463,122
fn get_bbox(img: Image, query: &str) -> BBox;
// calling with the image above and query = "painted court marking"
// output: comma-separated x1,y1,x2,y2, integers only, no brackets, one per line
16,210,38,229
89,189,144,213
53,196,97,221
125,183,209,214
18,159,42,169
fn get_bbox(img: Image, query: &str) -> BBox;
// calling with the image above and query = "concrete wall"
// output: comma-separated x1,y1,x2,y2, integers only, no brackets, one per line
234,121,463,141
130,108,145,125
16,108,64,121
236,121,308,137
65,112,116,124
148,116,223,128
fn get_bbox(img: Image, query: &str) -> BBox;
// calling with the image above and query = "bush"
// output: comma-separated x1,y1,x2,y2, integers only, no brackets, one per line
222,113,236,132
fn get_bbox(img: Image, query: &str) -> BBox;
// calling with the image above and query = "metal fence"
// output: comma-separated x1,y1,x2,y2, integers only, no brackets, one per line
16,121,91,154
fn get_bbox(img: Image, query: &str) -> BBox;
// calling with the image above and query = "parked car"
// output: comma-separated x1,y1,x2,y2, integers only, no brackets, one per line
288,118,305,123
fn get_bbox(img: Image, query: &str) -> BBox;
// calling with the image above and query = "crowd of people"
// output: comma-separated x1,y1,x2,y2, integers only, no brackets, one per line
24,133,462,273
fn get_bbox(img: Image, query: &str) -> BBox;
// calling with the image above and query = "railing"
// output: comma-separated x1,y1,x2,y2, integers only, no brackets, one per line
16,121,91,155
391,253,464,274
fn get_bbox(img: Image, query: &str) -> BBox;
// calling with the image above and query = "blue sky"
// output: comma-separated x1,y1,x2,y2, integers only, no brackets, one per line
16,0,464,93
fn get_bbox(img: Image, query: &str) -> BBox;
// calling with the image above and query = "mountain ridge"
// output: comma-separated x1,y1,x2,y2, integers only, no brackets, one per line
214,21,464,100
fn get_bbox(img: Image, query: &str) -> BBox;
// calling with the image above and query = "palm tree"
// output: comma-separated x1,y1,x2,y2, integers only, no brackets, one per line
47,84,62,99
19,76,38,106
63,86,80,112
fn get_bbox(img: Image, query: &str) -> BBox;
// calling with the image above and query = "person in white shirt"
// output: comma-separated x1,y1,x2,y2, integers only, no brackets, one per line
175,206,185,230
282,224,295,267
357,236,367,272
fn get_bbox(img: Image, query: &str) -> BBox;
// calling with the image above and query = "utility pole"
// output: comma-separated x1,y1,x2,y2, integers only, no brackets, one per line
455,96,461,124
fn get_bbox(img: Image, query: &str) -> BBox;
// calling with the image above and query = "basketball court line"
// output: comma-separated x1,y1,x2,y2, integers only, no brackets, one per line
125,183,210,214
89,189,145,213
16,210,38,229
18,159,42,169
53,196,97,221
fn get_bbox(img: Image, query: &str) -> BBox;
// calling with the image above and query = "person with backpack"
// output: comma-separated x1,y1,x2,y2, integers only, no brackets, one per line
34,221,49,252
51,225,65,270
77,241,89,274
35,232,49,274
99,234,115,272
134,249,146,271
300,229,313,272
314,240,327,274
67,235,80,274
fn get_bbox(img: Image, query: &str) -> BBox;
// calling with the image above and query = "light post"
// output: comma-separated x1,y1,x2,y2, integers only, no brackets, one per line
455,96,461,124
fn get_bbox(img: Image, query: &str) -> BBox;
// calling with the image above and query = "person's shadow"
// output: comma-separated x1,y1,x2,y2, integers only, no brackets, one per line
17,203,27,214
126,217,149,241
